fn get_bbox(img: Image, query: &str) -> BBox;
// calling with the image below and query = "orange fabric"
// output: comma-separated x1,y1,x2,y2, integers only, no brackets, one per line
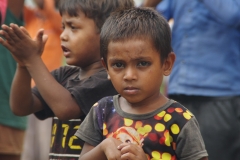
24,0,63,76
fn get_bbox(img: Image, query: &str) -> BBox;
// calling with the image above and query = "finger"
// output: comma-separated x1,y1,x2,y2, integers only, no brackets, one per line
10,23,29,40
35,29,44,42
120,145,133,155
121,153,136,160
42,34,48,44
0,29,15,46
117,143,130,150
35,29,48,51
0,37,17,54
0,37,6,45
38,34,48,54
19,26,31,37
121,152,133,160
2,24,21,42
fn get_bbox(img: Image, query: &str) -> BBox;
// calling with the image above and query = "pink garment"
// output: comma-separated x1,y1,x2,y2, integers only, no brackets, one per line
0,0,7,24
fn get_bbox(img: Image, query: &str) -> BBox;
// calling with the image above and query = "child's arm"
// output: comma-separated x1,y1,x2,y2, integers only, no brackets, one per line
10,64,43,115
0,24,82,120
79,138,123,160
0,25,46,115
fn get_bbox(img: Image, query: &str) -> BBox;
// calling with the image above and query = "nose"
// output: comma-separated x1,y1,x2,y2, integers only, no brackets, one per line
60,29,68,41
123,66,137,81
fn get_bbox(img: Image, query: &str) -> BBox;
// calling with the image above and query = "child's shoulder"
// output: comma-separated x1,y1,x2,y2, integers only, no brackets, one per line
93,95,115,108
92,95,117,111
167,100,193,114
58,65,80,73
53,65,80,75
160,100,194,129
51,65,80,80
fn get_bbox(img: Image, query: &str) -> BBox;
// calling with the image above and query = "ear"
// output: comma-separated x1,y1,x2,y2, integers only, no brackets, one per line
163,52,176,76
101,58,111,80
101,57,107,69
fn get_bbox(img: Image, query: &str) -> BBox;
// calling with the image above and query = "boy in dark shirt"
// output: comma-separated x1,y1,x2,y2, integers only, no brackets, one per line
0,0,134,159
75,7,208,160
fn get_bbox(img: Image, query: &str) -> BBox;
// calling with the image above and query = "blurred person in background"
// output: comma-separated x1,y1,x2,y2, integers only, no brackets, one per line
21,0,63,159
0,0,7,24
142,0,240,160
24,0,63,74
0,0,26,160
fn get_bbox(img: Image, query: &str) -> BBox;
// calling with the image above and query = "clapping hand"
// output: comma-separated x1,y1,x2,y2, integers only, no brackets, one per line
0,23,48,67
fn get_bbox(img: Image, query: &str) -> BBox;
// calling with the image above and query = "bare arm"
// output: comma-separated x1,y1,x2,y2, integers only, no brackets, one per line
141,0,162,7
25,50,81,120
10,64,44,115
0,24,81,120
199,157,208,160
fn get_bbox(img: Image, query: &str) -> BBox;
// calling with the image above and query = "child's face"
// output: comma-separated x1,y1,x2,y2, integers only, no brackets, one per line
105,38,173,105
60,11,100,67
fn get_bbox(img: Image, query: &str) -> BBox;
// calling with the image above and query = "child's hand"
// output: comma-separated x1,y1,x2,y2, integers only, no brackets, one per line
100,137,123,160
117,142,148,160
0,23,48,66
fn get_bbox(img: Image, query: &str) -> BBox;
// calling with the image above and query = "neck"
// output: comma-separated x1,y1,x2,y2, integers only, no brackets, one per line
119,93,168,114
79,60,105,80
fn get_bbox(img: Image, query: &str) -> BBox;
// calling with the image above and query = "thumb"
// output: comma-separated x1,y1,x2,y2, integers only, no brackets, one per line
35,28,44,43
36,29,48,49
42,34,48,46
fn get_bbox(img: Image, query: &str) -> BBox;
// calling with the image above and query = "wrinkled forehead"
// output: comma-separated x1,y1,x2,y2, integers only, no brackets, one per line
107,38,159,60
108,36,156,53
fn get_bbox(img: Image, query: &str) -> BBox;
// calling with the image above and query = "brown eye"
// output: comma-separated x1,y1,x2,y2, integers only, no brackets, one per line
138,61,150,67
112,62,124,68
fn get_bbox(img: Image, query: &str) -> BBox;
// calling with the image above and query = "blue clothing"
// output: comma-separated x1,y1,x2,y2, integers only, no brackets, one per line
156,0,240,96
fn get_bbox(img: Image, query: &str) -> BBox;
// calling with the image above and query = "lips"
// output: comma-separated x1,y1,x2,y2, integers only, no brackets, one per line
124,86,139,95
61,45,71,57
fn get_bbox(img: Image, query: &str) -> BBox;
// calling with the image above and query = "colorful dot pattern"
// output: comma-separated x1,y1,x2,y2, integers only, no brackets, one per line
94,97,193,160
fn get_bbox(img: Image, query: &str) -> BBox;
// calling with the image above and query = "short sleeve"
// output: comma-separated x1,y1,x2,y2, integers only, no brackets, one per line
69,70,117,115
75,102,103,146
32,66,79,120
176,117,208,160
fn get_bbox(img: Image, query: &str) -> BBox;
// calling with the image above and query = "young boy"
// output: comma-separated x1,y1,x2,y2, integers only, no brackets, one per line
75,7,208,160
0,0,134,159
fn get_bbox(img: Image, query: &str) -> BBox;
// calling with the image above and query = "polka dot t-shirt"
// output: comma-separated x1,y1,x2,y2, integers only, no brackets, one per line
75,95,208,160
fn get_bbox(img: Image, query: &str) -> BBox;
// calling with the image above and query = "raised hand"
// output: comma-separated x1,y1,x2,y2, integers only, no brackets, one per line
117,142,148,160
0,23,48,67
